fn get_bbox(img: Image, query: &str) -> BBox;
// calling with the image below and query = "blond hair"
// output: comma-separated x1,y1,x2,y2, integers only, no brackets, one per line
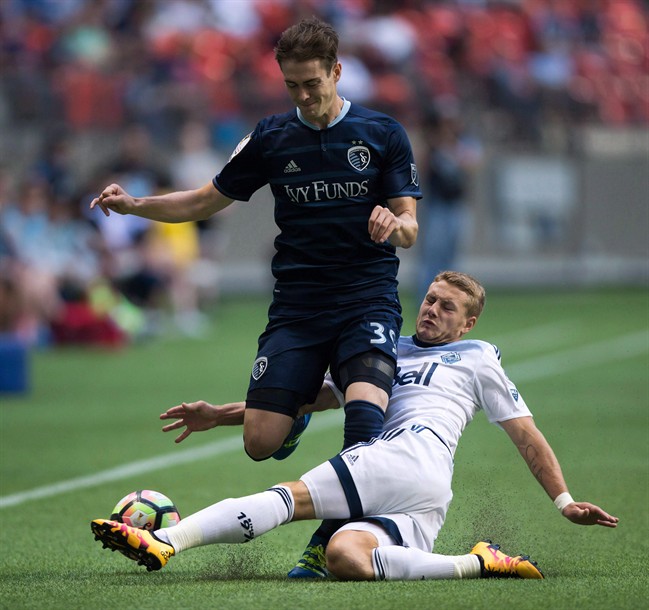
433,271,486,318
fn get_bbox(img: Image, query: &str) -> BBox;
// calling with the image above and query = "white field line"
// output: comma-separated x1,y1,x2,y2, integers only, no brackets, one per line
506,329,649,382
0,410,343,509
487,320,580,354
0,329,647,510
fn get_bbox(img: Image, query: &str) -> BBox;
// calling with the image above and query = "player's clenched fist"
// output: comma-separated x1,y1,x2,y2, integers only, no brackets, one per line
90,183,135,217
368,204,399,244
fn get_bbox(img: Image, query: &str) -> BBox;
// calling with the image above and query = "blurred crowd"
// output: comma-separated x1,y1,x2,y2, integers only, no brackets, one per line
0,120,225,347
0,0,647,348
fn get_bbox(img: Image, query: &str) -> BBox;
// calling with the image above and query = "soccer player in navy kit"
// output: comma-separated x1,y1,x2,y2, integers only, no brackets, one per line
91,18,420,465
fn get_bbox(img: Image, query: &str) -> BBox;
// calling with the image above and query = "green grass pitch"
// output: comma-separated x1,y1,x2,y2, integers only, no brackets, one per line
1,287,647,609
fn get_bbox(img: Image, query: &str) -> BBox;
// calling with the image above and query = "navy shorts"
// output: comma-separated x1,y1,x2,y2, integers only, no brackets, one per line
247,296,402,414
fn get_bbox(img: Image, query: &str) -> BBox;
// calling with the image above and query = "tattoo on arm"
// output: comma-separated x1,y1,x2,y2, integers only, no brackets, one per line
524,444,544,483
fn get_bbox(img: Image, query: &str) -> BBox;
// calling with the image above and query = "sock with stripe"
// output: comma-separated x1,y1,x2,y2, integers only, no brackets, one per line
372,546,481,580
156,486,294,553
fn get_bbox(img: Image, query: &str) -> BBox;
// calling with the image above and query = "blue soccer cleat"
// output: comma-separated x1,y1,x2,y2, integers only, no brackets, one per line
272,413,311,460
287,541,328,578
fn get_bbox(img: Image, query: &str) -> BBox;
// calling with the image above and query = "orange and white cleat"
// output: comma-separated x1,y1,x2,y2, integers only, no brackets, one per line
471,540,544,579
91,519,174,571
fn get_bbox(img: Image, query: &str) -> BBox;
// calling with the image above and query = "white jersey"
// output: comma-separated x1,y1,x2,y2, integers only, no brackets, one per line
304,335,533,551
384,336,532,456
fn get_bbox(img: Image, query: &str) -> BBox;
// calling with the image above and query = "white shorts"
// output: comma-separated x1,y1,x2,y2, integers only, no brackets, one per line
300,426,454,552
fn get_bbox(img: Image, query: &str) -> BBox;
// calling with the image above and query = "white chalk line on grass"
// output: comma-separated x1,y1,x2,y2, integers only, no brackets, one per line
0,410,343,509
1,329,647,509
490,319,581,354
507,329,649,382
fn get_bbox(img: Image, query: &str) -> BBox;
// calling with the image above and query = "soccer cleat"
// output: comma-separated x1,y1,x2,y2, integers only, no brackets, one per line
272,413,312,460
471,540,544,579
287,542,328,578
91,519,174,571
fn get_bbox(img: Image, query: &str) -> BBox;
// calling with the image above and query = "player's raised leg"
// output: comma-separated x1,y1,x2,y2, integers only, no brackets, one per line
91,484,307,571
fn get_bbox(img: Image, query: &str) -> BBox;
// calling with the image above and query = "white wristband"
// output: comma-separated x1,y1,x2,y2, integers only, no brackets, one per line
553,492,575,513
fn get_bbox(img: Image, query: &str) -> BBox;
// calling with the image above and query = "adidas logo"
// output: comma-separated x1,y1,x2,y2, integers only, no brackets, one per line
345,453,359,466
284,160,301,173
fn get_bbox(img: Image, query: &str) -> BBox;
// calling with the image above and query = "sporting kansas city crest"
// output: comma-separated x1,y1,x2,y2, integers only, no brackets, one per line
348,142,370,171
252,357,268,380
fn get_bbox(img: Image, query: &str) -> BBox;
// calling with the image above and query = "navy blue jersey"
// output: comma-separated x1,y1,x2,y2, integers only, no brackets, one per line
213,101,421,305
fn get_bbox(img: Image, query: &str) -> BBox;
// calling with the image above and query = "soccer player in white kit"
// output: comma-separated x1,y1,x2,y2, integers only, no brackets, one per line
91,271,618,580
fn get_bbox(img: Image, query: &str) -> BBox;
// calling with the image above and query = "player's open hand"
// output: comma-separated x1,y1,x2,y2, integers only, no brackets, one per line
90,183,134,217
562,501,619,527
368,204,399,244
160,401,220,443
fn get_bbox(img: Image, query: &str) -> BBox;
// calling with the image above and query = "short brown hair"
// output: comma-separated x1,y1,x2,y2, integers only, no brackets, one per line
434,271,486,318
274,17,339,73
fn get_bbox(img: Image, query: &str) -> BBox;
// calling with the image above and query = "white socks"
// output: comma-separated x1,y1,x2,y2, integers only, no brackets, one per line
156,486,294,553
372,546,481,580
153,484,481,581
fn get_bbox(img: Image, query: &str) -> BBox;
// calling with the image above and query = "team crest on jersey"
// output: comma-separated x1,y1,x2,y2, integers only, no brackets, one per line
441,352,461,364
510,388,519,401
348,143,370,172
411,163,419,186
252,357,268,380
229,133,252,161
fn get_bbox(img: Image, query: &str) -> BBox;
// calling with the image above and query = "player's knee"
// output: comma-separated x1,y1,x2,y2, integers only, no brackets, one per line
243,422,283,460
337,350,395,405
242,433,279,461
244,389,301,460
326,534,375,581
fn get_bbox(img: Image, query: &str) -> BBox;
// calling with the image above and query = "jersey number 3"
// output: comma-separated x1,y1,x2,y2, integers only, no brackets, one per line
369,322,397,354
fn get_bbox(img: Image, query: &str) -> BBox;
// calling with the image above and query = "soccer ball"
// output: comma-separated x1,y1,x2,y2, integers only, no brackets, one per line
111,489,181,530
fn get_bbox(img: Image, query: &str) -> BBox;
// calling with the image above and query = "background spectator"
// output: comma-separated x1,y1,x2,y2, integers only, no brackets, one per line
416,102,483,301
0,0,646,348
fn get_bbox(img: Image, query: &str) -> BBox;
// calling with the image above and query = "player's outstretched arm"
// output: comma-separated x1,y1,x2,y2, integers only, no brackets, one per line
90,182,233,223
161,401,244,443
160,383,340,444
500,416,618,528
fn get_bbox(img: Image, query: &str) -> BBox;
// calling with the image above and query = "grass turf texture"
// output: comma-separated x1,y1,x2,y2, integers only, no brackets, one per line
1,288,647,609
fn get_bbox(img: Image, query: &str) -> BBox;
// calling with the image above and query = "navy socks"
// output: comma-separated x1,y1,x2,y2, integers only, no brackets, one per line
343,399,385,449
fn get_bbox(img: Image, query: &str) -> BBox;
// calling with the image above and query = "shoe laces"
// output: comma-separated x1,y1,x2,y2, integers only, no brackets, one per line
296,543,326,571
